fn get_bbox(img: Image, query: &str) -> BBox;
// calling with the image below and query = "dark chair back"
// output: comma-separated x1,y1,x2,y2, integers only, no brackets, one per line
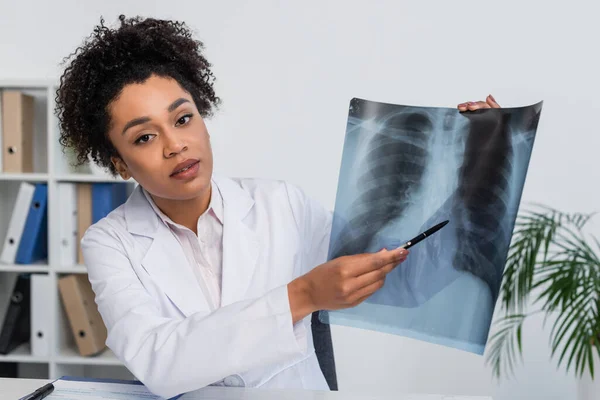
311,311,338,390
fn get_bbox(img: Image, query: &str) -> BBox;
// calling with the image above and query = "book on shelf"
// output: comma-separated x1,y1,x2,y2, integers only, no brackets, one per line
1,90,34,173
58,274,107,357
15,184,48,264
30,273,51,357
0,273,31,355
0,182,47,265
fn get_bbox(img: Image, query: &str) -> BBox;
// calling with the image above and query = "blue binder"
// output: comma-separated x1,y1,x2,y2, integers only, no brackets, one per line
15,184,48,264
92,183,128,223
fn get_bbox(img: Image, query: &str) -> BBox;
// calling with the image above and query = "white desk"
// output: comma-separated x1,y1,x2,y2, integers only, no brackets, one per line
1,377,493,400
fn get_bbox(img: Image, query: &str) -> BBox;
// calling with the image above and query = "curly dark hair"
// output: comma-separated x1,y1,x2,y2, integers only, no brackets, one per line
55,15,221,175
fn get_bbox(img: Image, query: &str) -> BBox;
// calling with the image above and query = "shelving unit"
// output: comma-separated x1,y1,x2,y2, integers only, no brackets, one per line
0,80,137,380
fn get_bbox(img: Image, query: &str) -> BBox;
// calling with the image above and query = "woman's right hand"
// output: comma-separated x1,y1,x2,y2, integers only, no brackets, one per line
457,94,500,112
288,247,408,323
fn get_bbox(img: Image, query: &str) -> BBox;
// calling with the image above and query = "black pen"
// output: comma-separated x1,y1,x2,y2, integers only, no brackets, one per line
397,220,449,249
20,382,54,400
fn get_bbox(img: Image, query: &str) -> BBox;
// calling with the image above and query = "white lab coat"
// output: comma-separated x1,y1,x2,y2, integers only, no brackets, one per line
81,175,332,399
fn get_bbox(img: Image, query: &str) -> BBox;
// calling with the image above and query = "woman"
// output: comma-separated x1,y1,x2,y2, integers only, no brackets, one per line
55,15,499,399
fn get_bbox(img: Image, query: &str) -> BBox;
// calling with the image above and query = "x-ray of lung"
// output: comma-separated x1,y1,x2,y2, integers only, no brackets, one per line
319,98,543,354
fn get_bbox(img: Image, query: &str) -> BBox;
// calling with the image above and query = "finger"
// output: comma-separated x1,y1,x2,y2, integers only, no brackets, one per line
486,94,500,108
348,256,406,292
378,247,408,265
381,255,406,273
467,101,491,111
377,252,407,274
352,247,407,275
347,278,386,305
457,102,469,112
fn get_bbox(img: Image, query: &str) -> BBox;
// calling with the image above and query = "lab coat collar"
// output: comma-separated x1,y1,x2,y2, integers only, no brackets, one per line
123,175,259,314
124,184,160,238
215,175,259,307
140,180,224,230
123,175,250,237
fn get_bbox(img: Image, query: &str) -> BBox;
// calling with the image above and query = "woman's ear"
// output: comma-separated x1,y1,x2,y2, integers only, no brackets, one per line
111,156,131,180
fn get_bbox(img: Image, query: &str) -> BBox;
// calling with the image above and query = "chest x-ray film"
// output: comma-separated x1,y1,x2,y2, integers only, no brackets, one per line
319,98,543,354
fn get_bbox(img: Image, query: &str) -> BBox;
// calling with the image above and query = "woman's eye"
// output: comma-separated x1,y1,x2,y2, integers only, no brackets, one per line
176,114,192,126
135,134,152,144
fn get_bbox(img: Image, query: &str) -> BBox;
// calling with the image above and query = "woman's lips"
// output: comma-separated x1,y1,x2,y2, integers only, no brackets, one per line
170,160,200,180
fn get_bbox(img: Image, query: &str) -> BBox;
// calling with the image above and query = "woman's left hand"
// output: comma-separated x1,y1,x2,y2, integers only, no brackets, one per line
457,94,500,112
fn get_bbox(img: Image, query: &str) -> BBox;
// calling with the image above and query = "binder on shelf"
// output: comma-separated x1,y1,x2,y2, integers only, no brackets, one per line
92,183,128,223
30,273,51,357
0,182,35,264
77,184,92,265
0,274,31,355
0,273,17,345
15,183,48,264
1,90,34,173
58,274,107,357
58,183,78,267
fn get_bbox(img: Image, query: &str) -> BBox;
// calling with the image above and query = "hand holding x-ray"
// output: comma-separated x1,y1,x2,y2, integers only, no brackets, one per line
457,94,501,112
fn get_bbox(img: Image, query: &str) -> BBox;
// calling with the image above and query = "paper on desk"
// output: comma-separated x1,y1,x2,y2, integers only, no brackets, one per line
320,97,543,355
44,381,493,400
178,386,493,400
45,379,166,400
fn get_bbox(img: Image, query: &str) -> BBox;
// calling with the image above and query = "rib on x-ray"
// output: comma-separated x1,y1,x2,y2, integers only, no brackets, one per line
319,98,543,354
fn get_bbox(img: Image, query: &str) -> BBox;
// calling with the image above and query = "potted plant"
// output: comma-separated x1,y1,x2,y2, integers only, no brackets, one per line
486,204,600,399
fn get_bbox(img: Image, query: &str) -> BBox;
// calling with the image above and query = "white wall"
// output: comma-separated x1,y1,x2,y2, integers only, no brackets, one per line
1,1,598,399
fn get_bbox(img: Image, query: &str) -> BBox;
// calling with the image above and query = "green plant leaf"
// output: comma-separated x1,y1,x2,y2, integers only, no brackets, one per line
588,338,594,380
485,314,526,378
492,204,600,379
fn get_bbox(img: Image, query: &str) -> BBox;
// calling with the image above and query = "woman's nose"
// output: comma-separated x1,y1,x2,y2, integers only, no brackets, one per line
163,130,187,158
